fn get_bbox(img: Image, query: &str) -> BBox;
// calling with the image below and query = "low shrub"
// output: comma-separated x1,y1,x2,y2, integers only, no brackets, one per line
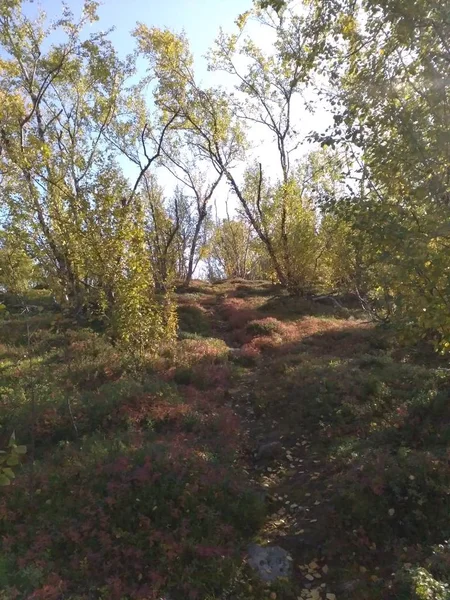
0,435,265,600
177,304,211,337
220,298,259,330
173,366,194,385
171,338,229,368
394,565,450,600
234,345,261,366
246,317,283,337
333,446,450,546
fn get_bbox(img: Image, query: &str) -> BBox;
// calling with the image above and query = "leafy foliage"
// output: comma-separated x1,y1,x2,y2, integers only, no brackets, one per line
0,433,26,486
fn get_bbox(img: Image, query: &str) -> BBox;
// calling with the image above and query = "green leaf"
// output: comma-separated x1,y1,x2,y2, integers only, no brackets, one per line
14,445,27,455
2,468,15,479
0,474,11,486
6,455,19,467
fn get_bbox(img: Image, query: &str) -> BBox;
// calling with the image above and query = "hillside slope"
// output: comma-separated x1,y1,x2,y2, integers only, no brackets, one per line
0,281,449,599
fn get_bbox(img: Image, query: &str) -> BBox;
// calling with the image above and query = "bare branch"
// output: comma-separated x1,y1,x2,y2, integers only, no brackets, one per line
125,110,180,207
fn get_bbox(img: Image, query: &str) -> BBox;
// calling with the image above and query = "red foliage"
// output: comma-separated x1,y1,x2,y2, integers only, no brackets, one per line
35,407,67,438
192,362,231,389
0,296,261,599
220,298,259,330
29,575,66,600
179,338,227,362
239,344,261,360
251,335,279,351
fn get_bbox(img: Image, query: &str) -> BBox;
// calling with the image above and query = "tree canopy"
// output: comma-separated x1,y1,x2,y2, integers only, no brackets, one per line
0,0,448,348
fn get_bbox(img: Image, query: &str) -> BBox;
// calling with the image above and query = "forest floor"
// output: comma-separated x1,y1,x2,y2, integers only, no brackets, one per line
0,280,449,600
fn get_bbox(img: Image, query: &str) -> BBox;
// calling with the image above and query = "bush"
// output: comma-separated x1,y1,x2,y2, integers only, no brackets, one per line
333,447,450,545
170,338,229,368
0,437,265,599
177,304,211,337
173,366,193,385
395,566,450,600
233,345,260,366
246,317,283,336
220,298,259,330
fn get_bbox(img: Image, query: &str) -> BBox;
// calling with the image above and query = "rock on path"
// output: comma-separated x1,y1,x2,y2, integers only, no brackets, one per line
247,544,292,582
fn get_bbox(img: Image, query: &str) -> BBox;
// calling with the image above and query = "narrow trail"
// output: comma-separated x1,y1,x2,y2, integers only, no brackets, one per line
191,282,369,599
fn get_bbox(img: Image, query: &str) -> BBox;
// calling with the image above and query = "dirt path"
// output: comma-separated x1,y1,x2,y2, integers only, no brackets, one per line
193,284,367,599
177,281,450,600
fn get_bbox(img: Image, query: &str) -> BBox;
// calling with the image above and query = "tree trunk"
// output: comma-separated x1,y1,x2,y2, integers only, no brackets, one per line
185,209,206,286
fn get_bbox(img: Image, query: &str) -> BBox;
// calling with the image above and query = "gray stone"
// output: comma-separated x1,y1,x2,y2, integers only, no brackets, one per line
247,544,292,582
255,441,283,461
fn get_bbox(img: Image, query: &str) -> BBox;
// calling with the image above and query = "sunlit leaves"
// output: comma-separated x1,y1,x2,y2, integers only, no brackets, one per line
235,11,251,30
0,1,176,350
0,433,26,487
257,0,287,13
133,25,193,112
81,0,100,23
